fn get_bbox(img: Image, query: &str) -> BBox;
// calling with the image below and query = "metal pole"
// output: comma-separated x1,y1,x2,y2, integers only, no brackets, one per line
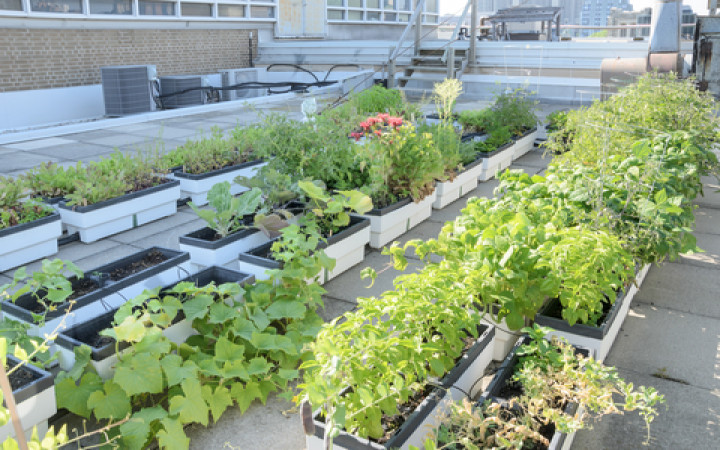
414,0,422,56
447,48,455,79
469,0,477,64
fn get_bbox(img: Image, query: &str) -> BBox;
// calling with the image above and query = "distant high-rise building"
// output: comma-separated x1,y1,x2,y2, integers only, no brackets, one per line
478,0,585,26
580,0,631,36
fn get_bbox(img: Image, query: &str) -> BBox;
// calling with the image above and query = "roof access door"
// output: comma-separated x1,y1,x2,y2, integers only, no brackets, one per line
276,0,327,38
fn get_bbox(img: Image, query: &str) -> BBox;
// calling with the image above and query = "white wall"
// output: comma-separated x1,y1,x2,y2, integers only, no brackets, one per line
0,84,105,132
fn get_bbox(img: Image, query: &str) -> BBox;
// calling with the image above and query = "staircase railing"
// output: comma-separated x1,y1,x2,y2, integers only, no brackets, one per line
387,0,425,88
441,0,472,64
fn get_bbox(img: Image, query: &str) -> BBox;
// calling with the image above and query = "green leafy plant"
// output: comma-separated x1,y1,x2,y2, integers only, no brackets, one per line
491,88,538,136
424,326,665,449
189,183,264,238
297,180,372,236
354,114,443,206
23,161,86,199
473,126,512,153
0,176,54,231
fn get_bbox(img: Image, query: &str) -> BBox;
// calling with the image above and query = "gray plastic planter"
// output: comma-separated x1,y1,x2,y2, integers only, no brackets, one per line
306,324,496,450
170,159,265,206
0,211,62,272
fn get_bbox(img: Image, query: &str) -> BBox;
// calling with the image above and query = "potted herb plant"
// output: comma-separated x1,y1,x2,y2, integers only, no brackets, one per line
0,176,62,272
238,181,372,283
163,126,266,206
57,151,180,243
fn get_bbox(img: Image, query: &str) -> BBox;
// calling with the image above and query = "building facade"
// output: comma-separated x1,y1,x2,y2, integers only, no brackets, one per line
0,0,439,92
606,5,695,39
580,0,631,36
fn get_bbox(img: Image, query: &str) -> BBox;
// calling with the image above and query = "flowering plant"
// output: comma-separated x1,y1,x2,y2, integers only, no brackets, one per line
352,113,443,207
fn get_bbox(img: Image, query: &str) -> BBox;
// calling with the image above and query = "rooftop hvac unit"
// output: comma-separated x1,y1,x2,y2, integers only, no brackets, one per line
159,75,209,109
101,65,157,117
219,69,263,101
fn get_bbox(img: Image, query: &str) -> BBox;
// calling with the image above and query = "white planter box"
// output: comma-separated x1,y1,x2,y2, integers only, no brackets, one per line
0,356,56,443
179,226,270,271
238,217,370,284
2,247,190,339
511,128,539,160
432,160,483,210
307,325,495,450
170,160,265,206
362,191,437,249
481,314,519,362
55,266,253,379
533,265,649,362
58,180,180,243
477,143,515,182
0,212,62,272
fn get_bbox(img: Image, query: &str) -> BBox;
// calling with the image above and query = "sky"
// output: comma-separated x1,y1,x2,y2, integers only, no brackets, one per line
440,0,710,15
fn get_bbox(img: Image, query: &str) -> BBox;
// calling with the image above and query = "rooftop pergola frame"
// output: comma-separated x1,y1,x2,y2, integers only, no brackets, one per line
488,6,562,42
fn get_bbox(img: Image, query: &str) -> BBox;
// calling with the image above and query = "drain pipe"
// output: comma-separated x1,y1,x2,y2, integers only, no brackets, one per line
600,0,682,99
249,32,254,68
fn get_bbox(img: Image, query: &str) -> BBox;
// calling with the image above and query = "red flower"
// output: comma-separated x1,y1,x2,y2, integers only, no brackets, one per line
350,132,363,141
377,113,390,122
359,121,370,130
388,117,403,127
374,130,382,136
367,117,381,125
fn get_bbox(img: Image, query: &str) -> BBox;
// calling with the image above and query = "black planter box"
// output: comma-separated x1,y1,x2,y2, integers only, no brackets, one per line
2,247,189,326
173,158,264,180
55,266,254,365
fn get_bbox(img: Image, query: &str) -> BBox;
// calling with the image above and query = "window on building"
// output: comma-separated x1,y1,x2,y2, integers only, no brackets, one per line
366,0,379,8
385,12,395,20
425,0,436,13
31,0,82,13
250,5,273,18
383,0,394,9
348,0,362,7
182,2,212,16
0,0,23,11
348,10,363,20
218,3,244,17
367,10,380,20
138,0,175,15
328,0,343,6
90,0,132,14
327,9,344,19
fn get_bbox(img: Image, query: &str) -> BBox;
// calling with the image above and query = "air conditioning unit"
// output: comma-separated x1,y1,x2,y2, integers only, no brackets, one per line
159,75,209,108
101,65,157,117
219,68,263,102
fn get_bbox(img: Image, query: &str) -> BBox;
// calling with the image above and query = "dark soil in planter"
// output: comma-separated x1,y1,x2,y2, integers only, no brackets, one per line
7,360,42,391
68,278,101,301
107,250,167,281
128,176,171,193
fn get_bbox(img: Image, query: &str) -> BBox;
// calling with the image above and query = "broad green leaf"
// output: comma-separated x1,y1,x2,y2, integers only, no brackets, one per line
55,372,103,418
215,337,245,362
231,381,262,414
182,294,214,322
134,331,171,357
232,317,257,341
119,406,167,450
264,300,306,320
86,380,131,420
169,378,209,426
236,188,264,215
115,352,164,396
157,417,190,450
246,356,272,376
60,345,92,382
505,311,525,331
298,180,326,200
202,384,233,422
112,315,146,343
208,301,237,324
337,190,373,214
161,354,199,387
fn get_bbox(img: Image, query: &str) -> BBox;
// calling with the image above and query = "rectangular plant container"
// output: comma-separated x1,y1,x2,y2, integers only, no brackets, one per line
361,191,437,249
238,216,371,284
0,212,62,272
511,127,539,160
2,247,190,338
476,142,514,182
170,159,265,206
307,325,496,450
478,336,584,450
432,158,483,210
179,224,270,271
0,355,56,443
533,265,649,362
58,180,181,243
54,266,254,379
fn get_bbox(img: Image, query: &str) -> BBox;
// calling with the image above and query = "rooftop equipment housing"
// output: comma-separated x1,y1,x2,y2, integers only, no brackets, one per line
159,75,209,109
100,65,157,117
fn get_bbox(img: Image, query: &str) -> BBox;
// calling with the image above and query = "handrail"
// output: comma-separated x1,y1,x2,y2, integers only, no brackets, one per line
441,0,472,63
389,0,425,61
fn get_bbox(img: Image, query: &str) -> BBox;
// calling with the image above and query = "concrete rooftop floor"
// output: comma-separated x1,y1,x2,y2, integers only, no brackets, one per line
0,95,718,449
